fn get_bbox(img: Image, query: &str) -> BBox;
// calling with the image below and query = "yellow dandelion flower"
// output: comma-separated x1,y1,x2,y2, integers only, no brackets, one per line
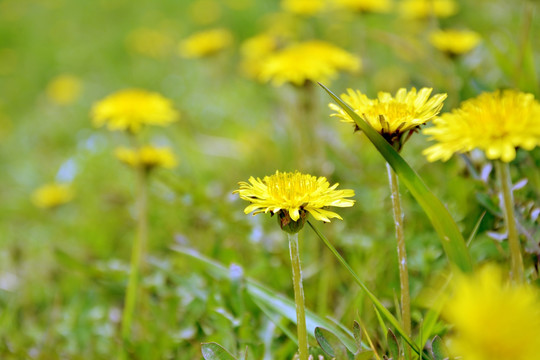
91,89,178,133
234,171,355,232
445,265,540,360
329,87,446,149
399,0,458,19
429,29,481,56
259,40,360,86
178,28,233,59
423,90,540,163
334,0,392,13
32,183,74,209
281,0,326,16
46,74,82,105
126,28,174,59
115,145,177,171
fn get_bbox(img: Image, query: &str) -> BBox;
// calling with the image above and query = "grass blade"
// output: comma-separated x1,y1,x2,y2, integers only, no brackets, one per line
320,83,473,273
171,245,358,353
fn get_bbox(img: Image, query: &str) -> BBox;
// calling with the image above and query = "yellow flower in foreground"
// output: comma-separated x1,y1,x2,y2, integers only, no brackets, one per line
281,0,326,16
429,29,481,56
329,87,446,149
400,0,457,19
32,183,74,209
91,89,178,133
445,265,540,360
234,171,354,232
259,40,360,86
46,74,82,105
334,0,392,13
423,90,540,162
178,28,233,59
115,145,177,171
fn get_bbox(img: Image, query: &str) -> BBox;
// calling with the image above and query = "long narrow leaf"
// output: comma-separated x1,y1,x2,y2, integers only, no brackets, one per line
171,246,358,353
320,83,473,272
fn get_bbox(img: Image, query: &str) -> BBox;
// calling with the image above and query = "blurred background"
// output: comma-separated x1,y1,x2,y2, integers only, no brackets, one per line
0,0,538,358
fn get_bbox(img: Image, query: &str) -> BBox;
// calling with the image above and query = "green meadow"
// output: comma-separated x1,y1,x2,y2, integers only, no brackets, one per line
0,0,539,359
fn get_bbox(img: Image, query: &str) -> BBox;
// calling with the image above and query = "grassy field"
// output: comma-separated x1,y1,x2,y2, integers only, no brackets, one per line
1,0,539,359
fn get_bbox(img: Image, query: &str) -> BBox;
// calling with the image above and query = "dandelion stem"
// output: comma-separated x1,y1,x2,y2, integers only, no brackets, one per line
496,160,524,283
288,231,309,360
121,166,149,344
386,162,411,341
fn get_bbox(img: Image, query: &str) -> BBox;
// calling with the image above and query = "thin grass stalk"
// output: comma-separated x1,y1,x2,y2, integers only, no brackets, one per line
386,163,411,340
288,232,309,360
121,166,149,342
496,160,524,283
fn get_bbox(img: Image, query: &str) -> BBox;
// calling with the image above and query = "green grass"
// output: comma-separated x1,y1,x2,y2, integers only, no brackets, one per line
0,0,539,359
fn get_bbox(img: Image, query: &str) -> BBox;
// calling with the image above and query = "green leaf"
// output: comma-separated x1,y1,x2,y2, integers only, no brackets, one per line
315,327,354,360
387,329,400,360
320,83,473,273
430,336,449,360
355,351,375,360
353,321,363,350
201,342,238,360
172,246,358,353
307,221,429,360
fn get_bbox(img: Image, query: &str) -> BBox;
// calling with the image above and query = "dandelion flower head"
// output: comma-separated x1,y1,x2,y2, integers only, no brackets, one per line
444,265,540,360
234,171,355,232
423,89,540,162
178,28,233,59
91,89,178,133
429,29,481,56
32,183,74,209
333,0,392,14
400,0,458,19
46,74,82,105
259,40,360,86
115,145,177,171
329,87,446,149
281,0,326,16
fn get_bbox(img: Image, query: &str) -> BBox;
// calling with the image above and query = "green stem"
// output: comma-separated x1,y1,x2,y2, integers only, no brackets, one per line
288,232,309,360
386,162,411,341
121,167,149,343
496,160,524,283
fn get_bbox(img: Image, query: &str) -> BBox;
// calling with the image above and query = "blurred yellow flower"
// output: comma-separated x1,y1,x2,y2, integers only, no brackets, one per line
126,28,174,59
234,171,355,233
329,87,446,149
259,40,360,86
189,0,222,25
445,265,540,360
429,29,481,56
91,89,178,133
334,0,392,13
115,145,177,171
32,183,74,209
423,90,540,162
239,33,279,78
400,0,458,19
281,0,326,16
46,74,82,105
178,28,233,59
